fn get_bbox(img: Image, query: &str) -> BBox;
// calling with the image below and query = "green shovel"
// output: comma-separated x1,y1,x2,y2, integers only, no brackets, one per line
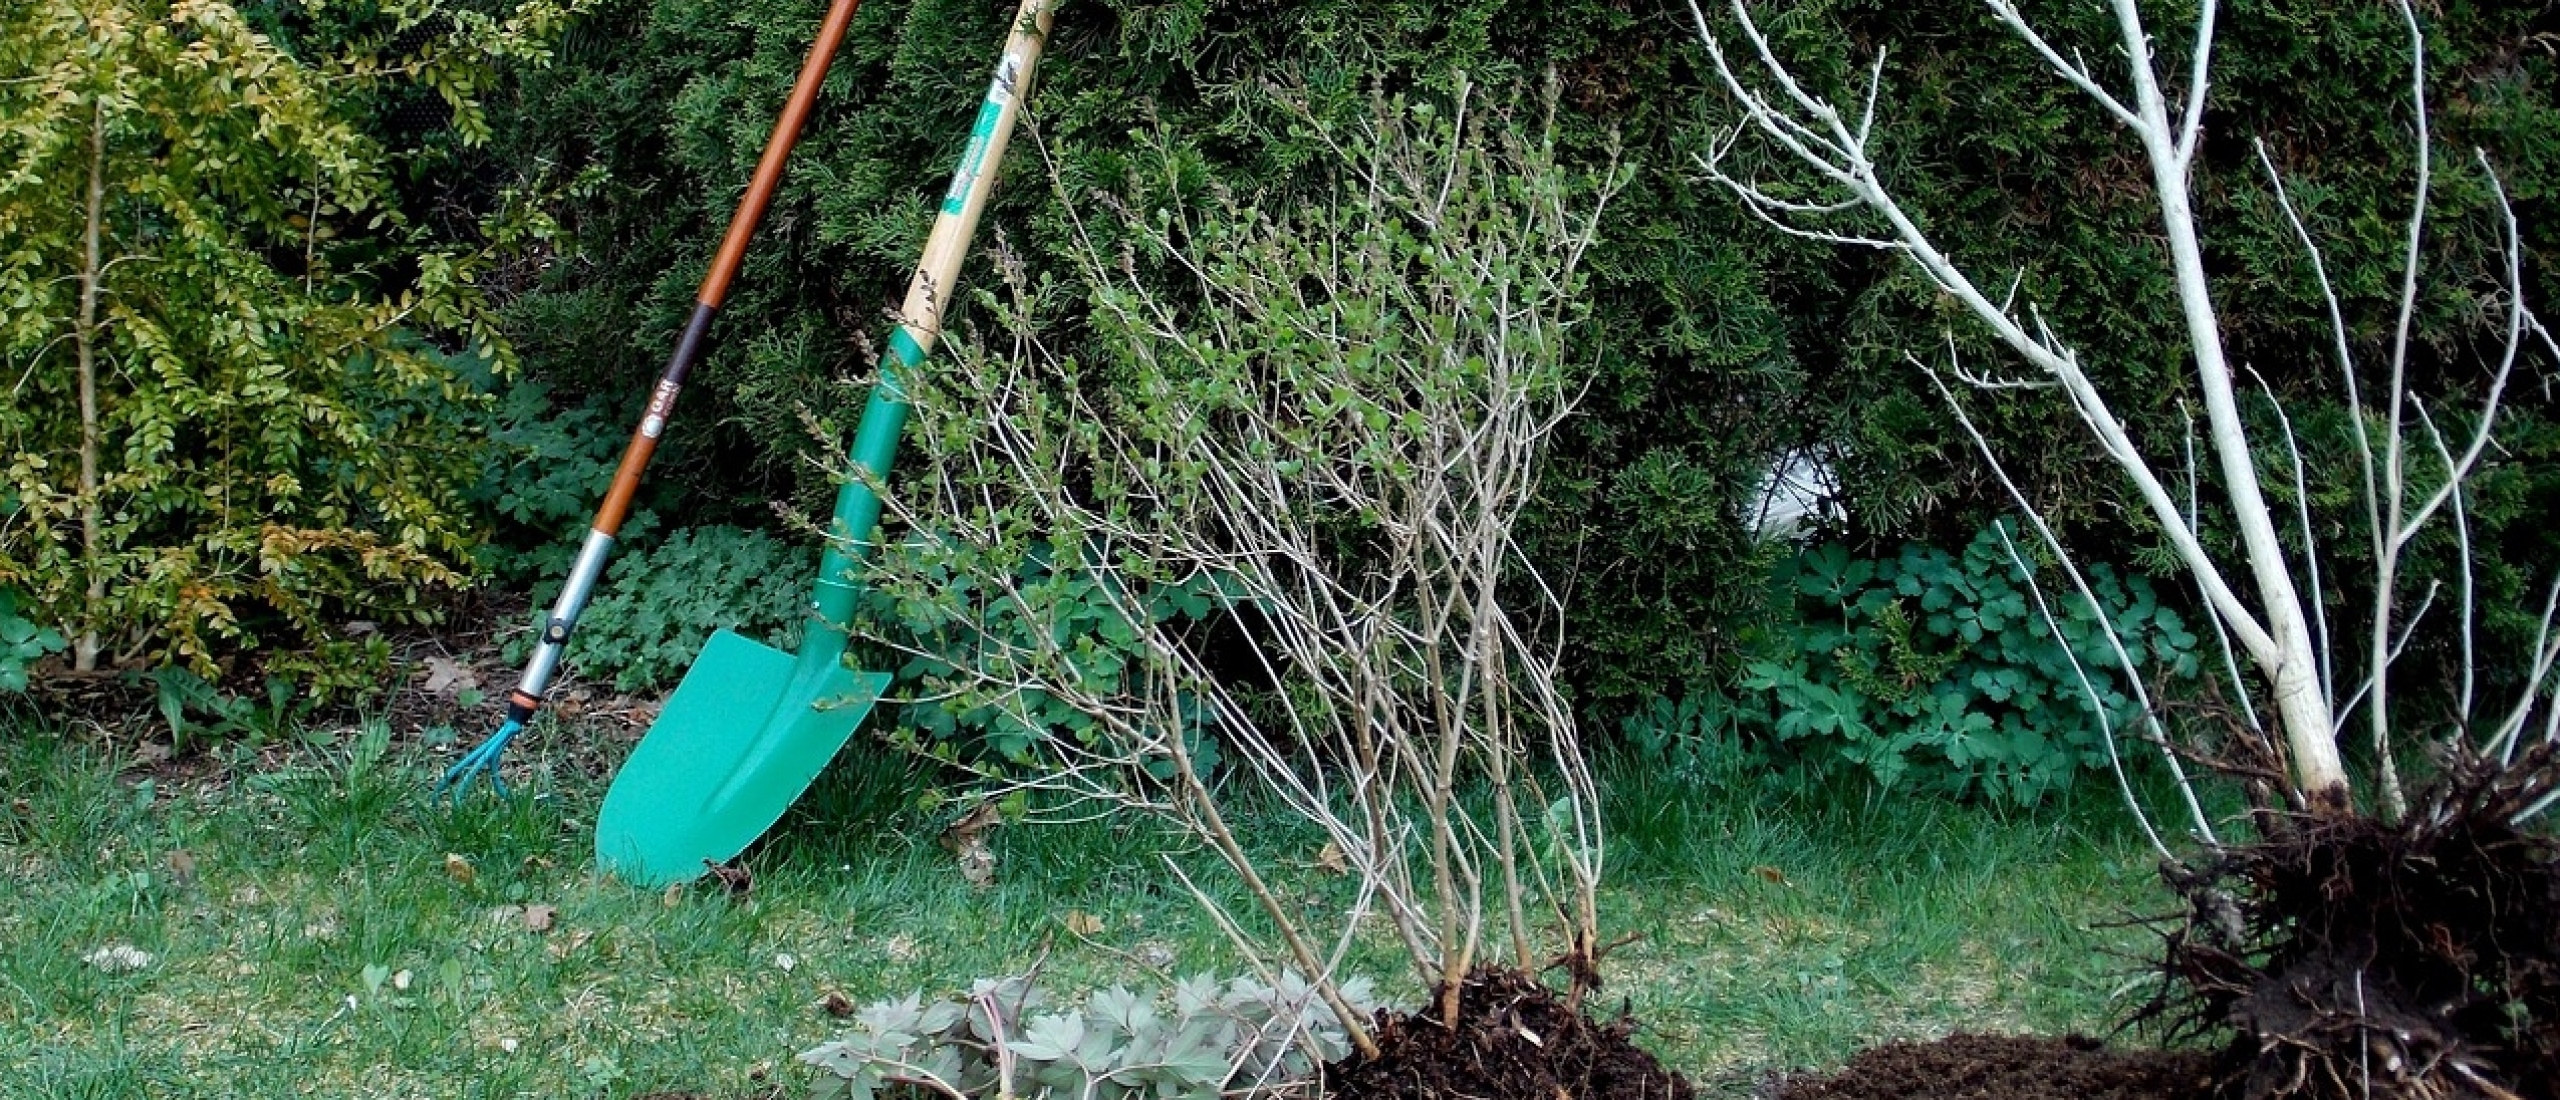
594,0,1060,888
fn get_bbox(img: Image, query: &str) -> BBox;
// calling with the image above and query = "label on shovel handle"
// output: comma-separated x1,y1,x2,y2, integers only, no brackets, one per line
940,57,1019,215
640,380,681,439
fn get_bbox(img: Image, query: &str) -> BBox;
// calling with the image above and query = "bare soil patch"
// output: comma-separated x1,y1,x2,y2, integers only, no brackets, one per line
1773,1033,2220,1100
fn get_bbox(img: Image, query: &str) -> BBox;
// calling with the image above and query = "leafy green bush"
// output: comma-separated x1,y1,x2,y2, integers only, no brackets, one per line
0,0,582,672
856,538,1229,776
799,971,1381,1100
0,590,65,694
514,525,809,693
1666,521,2204,804
466,379,667,584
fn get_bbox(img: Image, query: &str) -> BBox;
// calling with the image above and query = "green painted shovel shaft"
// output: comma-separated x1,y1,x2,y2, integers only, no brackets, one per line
811,329,928,630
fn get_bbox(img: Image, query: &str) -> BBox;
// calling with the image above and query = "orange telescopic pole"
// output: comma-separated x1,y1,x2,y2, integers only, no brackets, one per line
442,0,865,799
593,0,860,539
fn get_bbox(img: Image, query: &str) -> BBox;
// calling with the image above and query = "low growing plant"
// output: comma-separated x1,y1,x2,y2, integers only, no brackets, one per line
1727,520,2203,803
511,524,809,693
468,380,666,585
858,537,1229,776
0,589,66,693
799,971,1382,1100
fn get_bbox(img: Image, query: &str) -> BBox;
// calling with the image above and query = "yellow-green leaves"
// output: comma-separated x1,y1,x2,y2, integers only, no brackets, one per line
0,0,584,671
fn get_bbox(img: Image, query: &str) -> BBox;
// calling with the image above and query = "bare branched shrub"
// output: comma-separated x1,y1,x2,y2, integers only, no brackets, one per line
1686,2,2560,1094
849,79,1629,1057
1686,0,2559,834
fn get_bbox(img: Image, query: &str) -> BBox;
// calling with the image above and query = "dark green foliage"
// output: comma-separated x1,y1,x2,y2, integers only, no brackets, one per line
477,0,2559,734
859,538,1226,775
466,379,668,584
0,590,65,694
519,525,812,692
1633,521,2205,804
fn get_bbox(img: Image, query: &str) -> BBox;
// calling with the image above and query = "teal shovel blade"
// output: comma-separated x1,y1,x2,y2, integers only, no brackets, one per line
595,628,890,887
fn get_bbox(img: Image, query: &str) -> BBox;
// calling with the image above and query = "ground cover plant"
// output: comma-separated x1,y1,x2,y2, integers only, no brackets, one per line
1698,520,2207,804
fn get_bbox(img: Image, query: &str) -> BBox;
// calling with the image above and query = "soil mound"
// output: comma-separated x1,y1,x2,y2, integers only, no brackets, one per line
2158,745,2560,1100
1323,967,1694,1100
1773,1033,2221,1100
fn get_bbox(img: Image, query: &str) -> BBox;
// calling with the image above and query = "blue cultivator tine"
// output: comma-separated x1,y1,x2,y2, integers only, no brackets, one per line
436,718,521,802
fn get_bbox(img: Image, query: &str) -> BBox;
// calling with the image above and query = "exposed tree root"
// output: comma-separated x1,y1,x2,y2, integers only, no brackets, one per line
2150,744,2560,1100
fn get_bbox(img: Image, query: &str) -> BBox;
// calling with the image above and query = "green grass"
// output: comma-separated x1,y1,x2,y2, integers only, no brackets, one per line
0,719,2176,1098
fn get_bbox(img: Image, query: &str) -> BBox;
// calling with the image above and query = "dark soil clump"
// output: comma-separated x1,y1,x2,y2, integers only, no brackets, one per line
1773,1033,2222,1100
1323,967,1694,1100
2156,745,2560,1100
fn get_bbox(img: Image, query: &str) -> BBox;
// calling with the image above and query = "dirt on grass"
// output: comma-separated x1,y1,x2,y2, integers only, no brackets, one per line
1772,1034,2221,1100
1323,967,1695,1100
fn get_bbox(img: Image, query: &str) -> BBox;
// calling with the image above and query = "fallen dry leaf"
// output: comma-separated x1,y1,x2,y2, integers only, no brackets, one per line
1062,910,1104,936
941,801,1002,888
166,849,196,886
662,883,685,909
952,844,995,888
943,800,1002,844
1314,841,1350,876
421,656,479,696
523,904,556,933
702,859,752,898
444,853,476,886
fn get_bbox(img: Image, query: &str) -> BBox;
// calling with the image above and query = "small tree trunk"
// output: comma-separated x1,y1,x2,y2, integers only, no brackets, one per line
2115,21,2352,812
73,95,107,673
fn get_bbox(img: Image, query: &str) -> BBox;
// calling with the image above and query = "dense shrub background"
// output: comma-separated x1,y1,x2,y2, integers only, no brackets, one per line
467,0,2555,739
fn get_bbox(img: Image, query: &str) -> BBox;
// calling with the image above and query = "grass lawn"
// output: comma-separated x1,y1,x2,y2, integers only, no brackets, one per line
0,713,2175,1098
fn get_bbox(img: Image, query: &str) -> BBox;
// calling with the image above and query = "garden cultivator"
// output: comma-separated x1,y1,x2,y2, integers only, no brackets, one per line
437,0,867,802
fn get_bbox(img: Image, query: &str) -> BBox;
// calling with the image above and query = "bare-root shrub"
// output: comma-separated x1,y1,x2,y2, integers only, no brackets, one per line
849,78,1630,1060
